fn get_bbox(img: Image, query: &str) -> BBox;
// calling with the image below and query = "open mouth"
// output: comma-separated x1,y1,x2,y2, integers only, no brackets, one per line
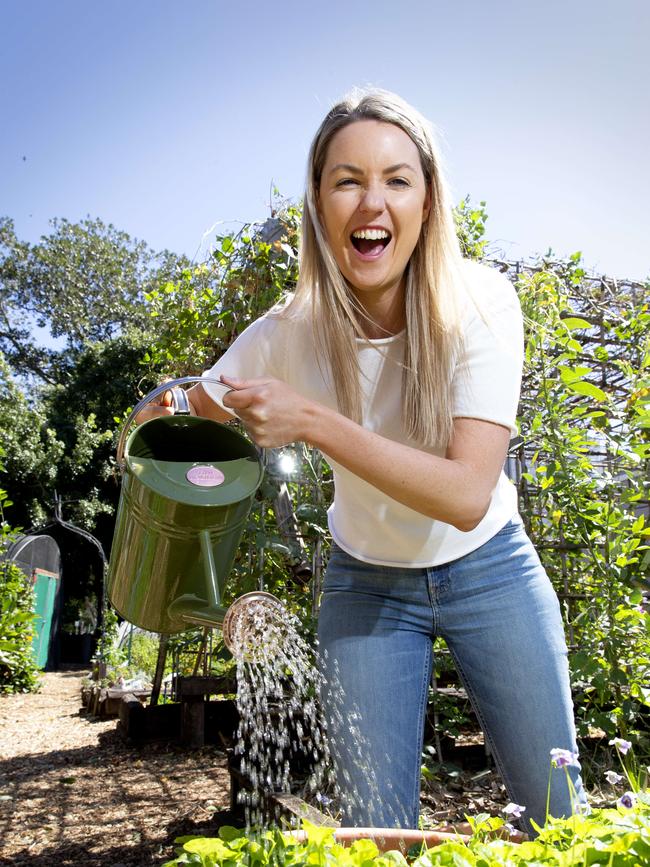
350,228,391,257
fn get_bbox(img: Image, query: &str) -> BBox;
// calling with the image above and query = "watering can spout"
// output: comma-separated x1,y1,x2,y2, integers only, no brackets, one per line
166,590,288,655
166,594,229,630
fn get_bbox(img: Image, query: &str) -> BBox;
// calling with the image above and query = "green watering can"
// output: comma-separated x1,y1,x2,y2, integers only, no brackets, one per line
108,377,284,649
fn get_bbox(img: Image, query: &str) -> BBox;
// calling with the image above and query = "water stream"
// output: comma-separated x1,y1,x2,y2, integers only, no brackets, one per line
229,598,404,830
230,601,335,827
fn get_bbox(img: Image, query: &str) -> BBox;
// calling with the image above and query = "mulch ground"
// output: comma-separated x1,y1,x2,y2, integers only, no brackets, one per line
0,672,617,865
0,671,234,866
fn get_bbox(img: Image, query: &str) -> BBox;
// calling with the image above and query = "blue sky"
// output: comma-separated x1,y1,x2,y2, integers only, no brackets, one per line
1,0,648,281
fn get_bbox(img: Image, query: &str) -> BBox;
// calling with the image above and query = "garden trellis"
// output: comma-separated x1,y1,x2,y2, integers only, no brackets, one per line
506,257,649,739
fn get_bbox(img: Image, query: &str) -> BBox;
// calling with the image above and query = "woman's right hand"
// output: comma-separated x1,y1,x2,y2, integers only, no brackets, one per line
133,385,177,425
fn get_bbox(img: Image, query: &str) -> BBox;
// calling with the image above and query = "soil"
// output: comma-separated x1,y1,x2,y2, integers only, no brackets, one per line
0,671,616,866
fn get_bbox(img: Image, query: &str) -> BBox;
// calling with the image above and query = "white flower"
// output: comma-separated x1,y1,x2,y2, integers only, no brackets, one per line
604,770,623,785
550,747,580,768
503,802,526,819
609,738,632,755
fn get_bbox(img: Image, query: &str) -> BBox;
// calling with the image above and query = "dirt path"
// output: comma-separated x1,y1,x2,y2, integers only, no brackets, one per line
0,671,233,866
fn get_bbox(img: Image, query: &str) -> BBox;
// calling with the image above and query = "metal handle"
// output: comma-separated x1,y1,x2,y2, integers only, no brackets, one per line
116,376,231,468
170,387,191,415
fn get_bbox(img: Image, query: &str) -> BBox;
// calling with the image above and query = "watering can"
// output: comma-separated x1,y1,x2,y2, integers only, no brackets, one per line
107,376,285,650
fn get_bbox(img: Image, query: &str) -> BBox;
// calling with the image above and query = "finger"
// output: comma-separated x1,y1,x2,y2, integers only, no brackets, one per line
219,374,275,390
222,388,254,411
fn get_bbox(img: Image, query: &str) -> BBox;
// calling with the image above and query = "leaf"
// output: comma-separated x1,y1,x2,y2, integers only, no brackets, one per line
183,837,234,859
559,365,592,381
302,820,336,847
562,317,592,331
565,380,608,402
349,838,380,861
218,825,244,842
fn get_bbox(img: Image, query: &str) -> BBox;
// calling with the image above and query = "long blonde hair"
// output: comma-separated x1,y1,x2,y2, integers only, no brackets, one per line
284,88,464,447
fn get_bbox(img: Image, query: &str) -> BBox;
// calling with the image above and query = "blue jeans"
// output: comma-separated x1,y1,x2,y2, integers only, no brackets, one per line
317,517,587,833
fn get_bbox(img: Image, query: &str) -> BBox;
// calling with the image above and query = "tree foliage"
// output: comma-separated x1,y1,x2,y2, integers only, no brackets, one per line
0,216,182,384
0,353,63,529
0,216,181,542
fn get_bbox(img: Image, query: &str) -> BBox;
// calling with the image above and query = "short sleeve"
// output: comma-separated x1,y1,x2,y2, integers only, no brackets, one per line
202,315,286,416
451,264,523,437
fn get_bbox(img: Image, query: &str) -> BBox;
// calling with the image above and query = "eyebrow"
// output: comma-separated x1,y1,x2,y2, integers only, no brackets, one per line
328,162,418,175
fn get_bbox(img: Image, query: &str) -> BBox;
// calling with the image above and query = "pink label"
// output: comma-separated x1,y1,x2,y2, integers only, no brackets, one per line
186,465,225,487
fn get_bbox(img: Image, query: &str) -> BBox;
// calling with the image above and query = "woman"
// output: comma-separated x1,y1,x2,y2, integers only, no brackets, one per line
142,89,586,832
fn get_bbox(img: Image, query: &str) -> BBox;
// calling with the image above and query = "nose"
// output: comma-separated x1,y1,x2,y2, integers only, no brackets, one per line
359,181,385,213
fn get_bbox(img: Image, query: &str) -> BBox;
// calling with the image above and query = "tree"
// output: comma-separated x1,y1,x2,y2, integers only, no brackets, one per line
0,216,184,385
0,353,63,529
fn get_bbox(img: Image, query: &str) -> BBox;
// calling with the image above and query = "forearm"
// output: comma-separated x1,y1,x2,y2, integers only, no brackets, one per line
302,402,497,532
214,373,509,531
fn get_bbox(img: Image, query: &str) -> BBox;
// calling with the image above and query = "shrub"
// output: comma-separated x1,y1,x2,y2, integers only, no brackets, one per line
0,559,40,694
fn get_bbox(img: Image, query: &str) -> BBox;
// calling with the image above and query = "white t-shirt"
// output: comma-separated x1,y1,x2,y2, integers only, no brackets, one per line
203,259,524,567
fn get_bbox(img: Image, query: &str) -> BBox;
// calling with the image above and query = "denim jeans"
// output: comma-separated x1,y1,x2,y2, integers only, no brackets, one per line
317,517,587,833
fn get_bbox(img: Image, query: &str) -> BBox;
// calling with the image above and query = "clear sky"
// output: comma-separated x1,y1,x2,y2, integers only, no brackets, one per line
1,0,648,281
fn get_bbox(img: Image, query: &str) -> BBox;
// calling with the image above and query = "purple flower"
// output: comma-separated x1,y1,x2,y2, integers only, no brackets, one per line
605,770,623,785
609,738,632,755
550,748,580,768
503,802,526,819
315,792,332,807
617,791,636,810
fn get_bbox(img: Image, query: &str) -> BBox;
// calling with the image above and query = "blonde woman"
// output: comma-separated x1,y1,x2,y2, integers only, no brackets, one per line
143,89,586,832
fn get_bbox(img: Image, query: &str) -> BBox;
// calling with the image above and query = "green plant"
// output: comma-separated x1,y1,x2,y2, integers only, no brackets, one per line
163,800,650,866
163,743,650,865
0,449,40,694
0,559,40,694
453,196,489,260
517,257,650,741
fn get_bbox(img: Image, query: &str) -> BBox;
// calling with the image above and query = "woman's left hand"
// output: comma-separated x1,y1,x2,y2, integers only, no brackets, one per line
220,374,313,448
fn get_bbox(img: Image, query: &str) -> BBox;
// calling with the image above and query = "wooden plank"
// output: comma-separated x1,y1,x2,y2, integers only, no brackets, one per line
176,675,225,697
270,793,339,827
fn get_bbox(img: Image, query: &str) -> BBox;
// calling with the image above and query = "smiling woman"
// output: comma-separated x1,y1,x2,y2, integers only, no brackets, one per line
316,120,431,323
138,87,588,835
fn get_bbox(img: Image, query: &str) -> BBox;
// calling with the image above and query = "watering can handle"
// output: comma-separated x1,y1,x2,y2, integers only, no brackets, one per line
116,376,232,469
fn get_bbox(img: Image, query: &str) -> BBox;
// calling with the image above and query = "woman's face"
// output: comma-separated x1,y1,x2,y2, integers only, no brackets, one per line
317,119,431,308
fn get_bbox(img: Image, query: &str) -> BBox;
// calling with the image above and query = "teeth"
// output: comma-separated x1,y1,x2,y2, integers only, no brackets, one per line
351,228,390,240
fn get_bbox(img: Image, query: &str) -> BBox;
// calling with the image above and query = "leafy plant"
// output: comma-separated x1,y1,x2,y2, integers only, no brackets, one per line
0,448,40,694
163,800,650,866
516,256,650,740
0,559,40,694
453,196,489,260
